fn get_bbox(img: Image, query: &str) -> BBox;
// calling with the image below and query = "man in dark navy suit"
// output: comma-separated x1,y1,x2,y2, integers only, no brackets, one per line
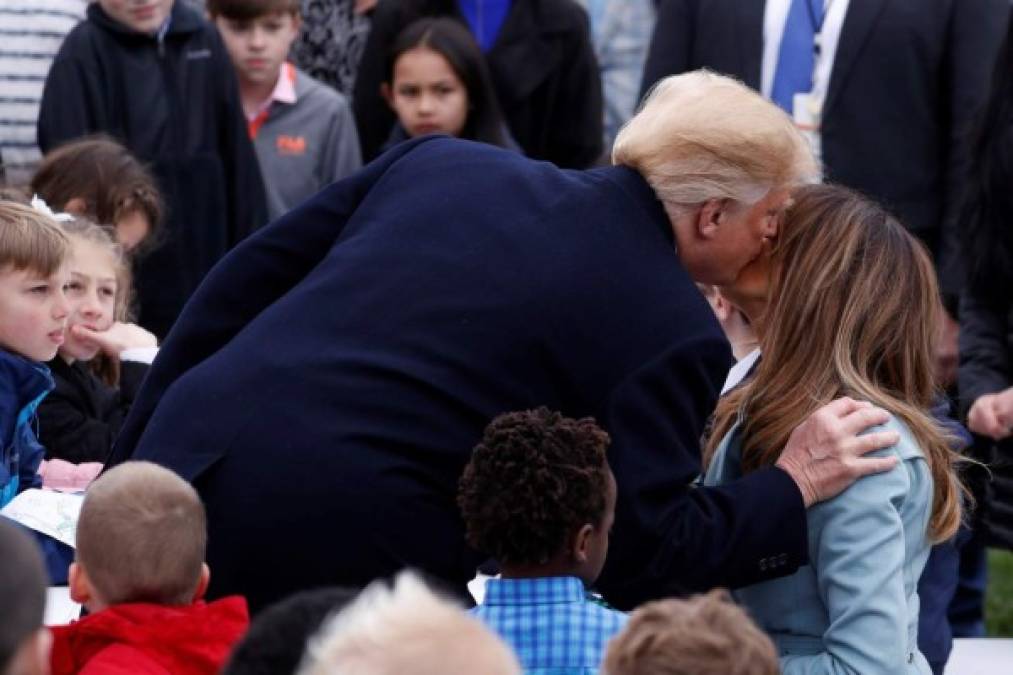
108,71,900,612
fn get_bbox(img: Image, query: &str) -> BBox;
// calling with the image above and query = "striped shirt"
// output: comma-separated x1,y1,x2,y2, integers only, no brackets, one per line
472,576,627,674
0,1,86,185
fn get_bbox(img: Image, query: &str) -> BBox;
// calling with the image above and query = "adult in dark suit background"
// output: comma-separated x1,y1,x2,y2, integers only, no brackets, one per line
107,72,899,613
352,0,604,168
641,0,1008,319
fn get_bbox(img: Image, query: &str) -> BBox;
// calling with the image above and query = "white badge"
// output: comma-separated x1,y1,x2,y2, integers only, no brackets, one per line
792,92,823,161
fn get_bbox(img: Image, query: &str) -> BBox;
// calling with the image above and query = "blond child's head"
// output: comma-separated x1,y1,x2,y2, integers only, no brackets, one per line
603,589,778,675
0,200,71,362
297,572,521,675
70,461,209,612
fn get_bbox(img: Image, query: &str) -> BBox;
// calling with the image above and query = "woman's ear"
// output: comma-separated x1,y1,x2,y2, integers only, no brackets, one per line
64,197,88,216
192,563,211,602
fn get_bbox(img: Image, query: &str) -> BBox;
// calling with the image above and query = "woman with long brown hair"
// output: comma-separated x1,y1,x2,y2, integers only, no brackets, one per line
704,184,964,673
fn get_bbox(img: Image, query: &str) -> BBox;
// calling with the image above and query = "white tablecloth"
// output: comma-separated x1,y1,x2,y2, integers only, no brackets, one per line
944,639,1013,674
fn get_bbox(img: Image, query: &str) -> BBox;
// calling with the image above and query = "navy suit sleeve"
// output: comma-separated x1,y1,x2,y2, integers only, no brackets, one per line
639,0,695,99
937,0,1010,306
597,336,808,609
107,138,436,466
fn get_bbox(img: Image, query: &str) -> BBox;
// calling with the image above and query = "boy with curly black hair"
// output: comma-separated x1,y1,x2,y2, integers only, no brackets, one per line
458,406,626,673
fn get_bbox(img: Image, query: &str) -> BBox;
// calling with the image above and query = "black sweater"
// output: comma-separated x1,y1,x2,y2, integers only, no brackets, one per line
38,359,148,464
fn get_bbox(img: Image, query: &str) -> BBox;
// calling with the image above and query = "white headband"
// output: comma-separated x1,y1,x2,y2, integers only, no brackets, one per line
29,194,75,223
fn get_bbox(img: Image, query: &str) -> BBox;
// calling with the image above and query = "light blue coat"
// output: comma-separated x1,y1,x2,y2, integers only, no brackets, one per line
704,416,933,674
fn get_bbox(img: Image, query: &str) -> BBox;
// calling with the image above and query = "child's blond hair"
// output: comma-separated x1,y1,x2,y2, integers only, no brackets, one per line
0,200,69,275
603,589,778,675
76,461,207,606
298,572,520,675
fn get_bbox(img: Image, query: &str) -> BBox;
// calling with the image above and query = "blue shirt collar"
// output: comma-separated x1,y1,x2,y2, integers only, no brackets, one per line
482,576,588,606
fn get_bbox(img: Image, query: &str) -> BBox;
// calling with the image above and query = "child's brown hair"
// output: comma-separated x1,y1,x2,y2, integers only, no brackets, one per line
31,136,161,252
603,589,778,675
0,200,69,276
206,0,300,19
76,462,207,606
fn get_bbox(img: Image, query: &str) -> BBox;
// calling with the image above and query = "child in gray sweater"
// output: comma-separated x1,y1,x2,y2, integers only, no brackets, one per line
210,0,362,220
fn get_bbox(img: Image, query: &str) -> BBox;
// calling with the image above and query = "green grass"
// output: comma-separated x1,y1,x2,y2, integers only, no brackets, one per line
987,549,1013,636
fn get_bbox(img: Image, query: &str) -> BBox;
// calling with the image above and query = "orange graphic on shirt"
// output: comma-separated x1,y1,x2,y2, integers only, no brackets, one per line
277,135,307,155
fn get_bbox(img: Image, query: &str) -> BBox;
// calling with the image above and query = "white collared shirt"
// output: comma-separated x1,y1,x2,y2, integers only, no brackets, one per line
760,0,851,108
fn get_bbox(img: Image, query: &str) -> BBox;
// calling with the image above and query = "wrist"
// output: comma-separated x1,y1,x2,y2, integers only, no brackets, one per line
775,456,816,508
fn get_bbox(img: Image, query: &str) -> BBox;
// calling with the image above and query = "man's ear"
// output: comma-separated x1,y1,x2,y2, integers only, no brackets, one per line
192,563,211,602
69,562,93,605
571,524,595,564
696,199,725,240
380,82,394,109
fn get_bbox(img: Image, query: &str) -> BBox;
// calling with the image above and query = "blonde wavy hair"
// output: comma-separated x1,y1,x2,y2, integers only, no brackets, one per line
613,70,819,214
703,185,963,542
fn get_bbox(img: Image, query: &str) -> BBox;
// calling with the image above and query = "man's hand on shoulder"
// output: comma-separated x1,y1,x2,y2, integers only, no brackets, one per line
775,398,899,508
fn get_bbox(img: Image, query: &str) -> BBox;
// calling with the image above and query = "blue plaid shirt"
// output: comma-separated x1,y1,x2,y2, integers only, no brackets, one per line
471,576,627,674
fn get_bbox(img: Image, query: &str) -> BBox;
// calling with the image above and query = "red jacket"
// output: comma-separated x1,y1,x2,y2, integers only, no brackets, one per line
50,596,249,675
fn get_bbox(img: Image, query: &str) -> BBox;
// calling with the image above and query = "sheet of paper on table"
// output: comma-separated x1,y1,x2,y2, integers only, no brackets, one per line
45,586,81,625
0,488,83,548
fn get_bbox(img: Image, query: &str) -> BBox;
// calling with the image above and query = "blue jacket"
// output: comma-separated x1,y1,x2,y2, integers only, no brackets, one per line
108,136,808,612
0,350,53,507
706,416,934,674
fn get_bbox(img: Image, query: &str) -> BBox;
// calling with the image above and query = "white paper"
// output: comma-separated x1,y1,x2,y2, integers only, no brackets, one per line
44,586,81,625
0,488,83,548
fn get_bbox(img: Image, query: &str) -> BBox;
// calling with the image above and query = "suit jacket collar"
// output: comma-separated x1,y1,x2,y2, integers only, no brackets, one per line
736,0,766,89
825,0,888,115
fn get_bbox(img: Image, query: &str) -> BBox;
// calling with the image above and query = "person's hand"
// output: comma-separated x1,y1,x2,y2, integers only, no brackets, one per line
70,322,157,359
354,0,378,14
993,388,1013,433
968,392,1012,440
775,398,899,508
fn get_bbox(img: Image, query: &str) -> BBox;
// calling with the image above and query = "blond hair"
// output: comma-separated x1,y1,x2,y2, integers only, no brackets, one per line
0,200,69,276
76,461,207,606
603,589,777,675
704,185,964,542
60,219,134,386
297,572,520,675
613,71,818,213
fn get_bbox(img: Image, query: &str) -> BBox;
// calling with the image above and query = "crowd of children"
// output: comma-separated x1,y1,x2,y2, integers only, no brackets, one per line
1,409,777,675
